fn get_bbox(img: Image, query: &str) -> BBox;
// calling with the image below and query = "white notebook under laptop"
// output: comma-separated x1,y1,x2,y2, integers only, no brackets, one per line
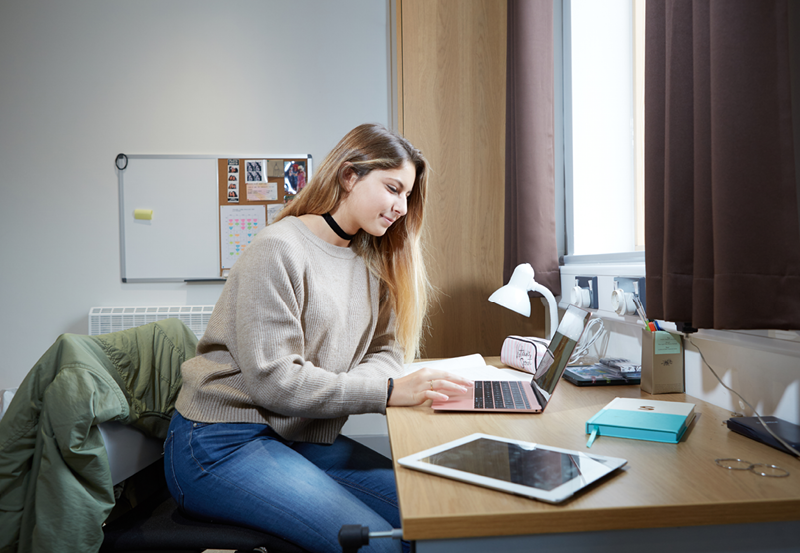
432,304,591,413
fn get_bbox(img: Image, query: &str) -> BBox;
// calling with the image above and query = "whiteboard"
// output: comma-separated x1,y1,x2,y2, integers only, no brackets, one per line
117,154,311,282
118,155,222,282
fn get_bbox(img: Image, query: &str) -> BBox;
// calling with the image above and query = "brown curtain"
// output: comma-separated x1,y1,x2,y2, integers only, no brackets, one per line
645,0,800,330
504,0,561,296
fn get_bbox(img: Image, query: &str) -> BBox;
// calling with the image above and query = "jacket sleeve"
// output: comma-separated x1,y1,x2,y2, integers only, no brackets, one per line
33,365,124,553
0,333,127,553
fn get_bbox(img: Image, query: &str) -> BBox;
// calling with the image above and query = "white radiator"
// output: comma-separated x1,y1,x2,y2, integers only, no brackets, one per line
88,306,214,339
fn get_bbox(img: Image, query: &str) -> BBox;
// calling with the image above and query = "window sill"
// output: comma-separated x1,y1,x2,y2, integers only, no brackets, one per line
692,328,800,356
561,251,645,266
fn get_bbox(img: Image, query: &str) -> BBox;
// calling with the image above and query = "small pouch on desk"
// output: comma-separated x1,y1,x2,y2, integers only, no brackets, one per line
500,336,549,374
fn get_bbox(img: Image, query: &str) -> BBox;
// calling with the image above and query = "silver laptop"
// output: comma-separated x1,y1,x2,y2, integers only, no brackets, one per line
432,304,591,413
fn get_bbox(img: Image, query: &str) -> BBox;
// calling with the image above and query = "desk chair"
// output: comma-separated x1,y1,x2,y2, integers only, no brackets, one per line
101,459,307,553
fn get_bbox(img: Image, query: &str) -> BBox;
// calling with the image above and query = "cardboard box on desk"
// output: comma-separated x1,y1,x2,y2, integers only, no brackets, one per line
641,329,684,394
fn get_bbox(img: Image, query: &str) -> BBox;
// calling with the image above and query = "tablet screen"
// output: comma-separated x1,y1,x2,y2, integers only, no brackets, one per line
418,437,609,492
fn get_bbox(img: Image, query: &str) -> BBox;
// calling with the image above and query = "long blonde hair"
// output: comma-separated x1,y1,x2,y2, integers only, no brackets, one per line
276,123,430,361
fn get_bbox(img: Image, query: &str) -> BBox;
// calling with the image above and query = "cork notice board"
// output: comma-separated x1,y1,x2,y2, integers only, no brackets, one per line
117,154,311,282
217,157,311,275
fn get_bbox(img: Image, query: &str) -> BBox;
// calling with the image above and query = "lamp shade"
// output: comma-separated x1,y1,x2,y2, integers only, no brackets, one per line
488,264,535,316
488,263,558,340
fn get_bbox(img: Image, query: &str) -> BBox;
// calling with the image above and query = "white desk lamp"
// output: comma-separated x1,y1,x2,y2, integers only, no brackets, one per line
489,263,559,340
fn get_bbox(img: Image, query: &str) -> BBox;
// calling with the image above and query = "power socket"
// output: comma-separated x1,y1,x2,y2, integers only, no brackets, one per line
570,276,599,309
611,277,646,316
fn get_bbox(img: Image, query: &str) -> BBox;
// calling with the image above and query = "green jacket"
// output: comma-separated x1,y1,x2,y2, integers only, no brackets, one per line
0,319,197,553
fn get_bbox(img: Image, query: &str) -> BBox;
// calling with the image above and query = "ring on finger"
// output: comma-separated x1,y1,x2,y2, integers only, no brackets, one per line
430,379,435,391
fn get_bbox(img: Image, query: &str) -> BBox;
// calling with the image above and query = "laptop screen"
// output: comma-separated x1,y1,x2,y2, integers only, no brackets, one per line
529,304,591,409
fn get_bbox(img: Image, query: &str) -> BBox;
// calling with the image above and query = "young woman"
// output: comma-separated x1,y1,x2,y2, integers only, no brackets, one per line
165,123,472,553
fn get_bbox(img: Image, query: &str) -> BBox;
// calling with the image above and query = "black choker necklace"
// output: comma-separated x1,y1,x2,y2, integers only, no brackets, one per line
322,212,356,241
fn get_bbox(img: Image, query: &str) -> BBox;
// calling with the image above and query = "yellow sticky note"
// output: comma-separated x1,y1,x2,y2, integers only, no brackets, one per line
134,209,153,220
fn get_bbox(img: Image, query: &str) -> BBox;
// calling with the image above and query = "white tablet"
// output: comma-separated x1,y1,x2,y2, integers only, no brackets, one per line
397,433,627,504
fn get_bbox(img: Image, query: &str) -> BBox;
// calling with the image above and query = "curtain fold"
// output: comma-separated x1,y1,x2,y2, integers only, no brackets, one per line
645,0,800,330
504,0,561,296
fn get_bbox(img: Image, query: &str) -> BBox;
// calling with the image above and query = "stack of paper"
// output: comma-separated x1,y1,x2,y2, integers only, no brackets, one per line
585,397,695,447
403,354,531,381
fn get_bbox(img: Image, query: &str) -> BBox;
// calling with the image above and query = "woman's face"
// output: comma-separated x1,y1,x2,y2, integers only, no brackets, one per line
334,161,416,237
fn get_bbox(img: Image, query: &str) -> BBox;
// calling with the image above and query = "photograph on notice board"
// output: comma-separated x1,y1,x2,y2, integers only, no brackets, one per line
227,159,240,197
246,160,266,183
284,160,307,194
267,159,284,178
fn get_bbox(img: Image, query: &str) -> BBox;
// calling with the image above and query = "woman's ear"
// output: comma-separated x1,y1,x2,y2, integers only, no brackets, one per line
341,163,359,192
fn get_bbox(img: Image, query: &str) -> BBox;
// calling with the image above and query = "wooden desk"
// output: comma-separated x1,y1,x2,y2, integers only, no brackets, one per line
387,358,800,551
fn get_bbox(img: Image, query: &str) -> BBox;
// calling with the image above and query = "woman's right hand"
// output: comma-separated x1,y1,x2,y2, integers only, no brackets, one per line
388,368,473,407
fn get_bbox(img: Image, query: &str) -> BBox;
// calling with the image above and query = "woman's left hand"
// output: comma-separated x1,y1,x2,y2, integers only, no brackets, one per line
388,368,473,407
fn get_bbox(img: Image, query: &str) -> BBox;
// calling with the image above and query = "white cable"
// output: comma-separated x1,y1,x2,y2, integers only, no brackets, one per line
569,317,605,364
688,336,799,460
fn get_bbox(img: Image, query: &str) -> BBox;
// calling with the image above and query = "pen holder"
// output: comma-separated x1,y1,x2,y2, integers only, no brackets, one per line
641,329,684,394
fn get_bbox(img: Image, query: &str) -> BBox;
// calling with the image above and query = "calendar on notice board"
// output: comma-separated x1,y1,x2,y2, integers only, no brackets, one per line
219,205,266,269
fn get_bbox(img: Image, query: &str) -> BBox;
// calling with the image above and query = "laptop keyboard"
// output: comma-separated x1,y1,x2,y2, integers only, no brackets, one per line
474,380,531,410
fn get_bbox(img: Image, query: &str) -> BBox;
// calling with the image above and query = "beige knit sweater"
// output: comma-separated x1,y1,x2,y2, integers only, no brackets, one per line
175,216,404,443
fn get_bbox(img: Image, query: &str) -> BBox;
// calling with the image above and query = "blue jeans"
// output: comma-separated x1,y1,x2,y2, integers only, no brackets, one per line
164,411,405,553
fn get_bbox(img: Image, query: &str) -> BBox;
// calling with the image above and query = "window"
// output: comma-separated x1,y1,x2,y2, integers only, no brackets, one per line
560,0,645,260
557,0,800,348
557,0,646,321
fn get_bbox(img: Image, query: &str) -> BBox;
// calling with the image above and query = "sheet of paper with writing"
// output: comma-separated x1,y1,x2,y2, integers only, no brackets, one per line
403,354,530,381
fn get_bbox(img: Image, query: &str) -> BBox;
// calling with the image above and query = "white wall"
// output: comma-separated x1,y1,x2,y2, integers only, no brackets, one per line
683,333,800,425
0,0,391,390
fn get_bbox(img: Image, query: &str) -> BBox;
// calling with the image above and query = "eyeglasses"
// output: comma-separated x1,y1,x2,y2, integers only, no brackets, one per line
715,458,789,478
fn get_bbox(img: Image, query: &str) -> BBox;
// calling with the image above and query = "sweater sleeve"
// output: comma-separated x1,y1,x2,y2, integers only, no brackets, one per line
226,233,391,419
347,291,406,379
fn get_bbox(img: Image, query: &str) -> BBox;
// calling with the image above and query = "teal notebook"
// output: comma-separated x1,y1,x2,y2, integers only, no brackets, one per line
586,397,695,447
